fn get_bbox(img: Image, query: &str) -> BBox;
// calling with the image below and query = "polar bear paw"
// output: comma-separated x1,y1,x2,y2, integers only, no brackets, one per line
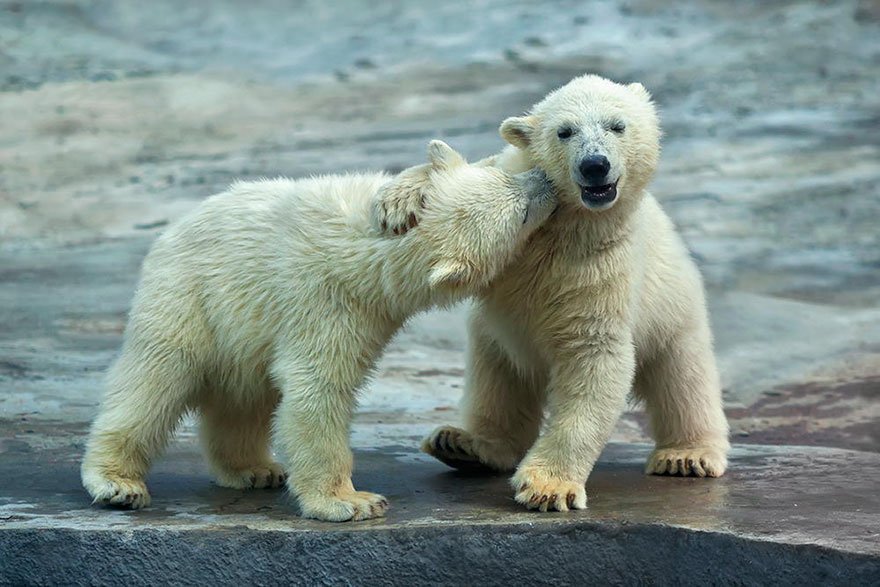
299,489,389,522
646,446,728,478
421,425,521,472
84,473,151,509
374,187,422,235
214,462,288,489
511,466,587,512
421,426,490,472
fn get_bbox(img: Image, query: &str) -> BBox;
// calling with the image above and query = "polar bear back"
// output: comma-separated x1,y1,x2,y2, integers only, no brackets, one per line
128,173,396,371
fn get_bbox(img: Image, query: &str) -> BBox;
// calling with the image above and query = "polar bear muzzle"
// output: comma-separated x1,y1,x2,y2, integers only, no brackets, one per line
577,155,618,210
579,180,618,210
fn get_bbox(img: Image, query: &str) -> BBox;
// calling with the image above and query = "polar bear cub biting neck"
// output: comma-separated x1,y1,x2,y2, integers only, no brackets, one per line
81,140,556,522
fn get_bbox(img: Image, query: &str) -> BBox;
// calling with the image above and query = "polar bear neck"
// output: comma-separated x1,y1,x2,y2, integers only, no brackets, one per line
545,201,639,252
257,173,444,322
324,188,464,319
366,235,463,318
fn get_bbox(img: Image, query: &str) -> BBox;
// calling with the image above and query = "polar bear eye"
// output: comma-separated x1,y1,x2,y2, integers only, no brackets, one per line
557,127,574,140
609,121,626,134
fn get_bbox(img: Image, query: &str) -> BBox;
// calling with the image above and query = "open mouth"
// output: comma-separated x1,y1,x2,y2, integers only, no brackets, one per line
579,181,618,209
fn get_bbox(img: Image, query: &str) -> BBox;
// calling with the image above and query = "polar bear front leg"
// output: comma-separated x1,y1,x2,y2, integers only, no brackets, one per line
372,169,426,235
636,324,730,477
512,339,635,512
272,355,388,522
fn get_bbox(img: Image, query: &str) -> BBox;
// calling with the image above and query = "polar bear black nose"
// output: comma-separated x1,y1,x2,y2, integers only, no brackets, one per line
579,155,611,184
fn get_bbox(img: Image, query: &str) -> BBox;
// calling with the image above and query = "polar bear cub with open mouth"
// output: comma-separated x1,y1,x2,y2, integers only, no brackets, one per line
407,76,730,512
81,140,556,522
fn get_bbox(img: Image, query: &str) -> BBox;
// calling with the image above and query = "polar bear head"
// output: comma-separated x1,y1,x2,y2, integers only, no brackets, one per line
380,140,556,291
499,75,660,213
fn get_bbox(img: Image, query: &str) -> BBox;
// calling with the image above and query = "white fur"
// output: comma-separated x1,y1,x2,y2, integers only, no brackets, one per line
417,76,730,512
80,141,556,521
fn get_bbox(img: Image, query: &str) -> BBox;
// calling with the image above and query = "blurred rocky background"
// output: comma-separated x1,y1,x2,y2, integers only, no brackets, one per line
1,0,878,459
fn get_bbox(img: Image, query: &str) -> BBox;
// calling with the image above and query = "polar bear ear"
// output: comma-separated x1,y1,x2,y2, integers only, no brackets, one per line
427,140,466,170
500,116,538,149
428,259,473,289
627,82,652,101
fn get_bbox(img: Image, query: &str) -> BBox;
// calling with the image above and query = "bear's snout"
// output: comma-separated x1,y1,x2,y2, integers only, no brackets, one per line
578,155,611,185
576,154,618,210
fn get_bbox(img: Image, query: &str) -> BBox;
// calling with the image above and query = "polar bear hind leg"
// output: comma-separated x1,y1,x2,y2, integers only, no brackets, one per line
81,346,196,508
422,320,544,473
200,392,287,490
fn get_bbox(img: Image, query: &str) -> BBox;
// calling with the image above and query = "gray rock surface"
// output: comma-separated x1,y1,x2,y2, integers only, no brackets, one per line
2,435,879,584
1,0,879,583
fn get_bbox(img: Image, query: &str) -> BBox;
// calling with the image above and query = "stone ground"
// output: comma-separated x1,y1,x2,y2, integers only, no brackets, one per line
1,0,879,584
